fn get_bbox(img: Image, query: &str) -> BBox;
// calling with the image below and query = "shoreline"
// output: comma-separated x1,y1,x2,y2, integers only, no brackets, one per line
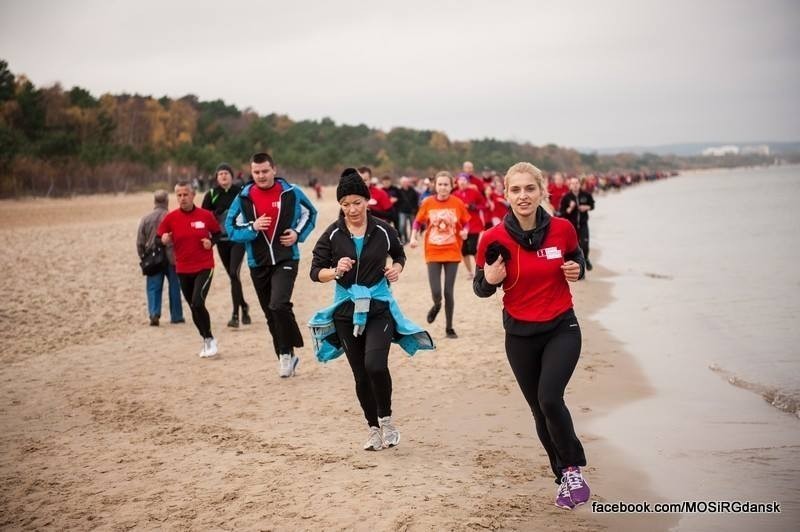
586,172,800,531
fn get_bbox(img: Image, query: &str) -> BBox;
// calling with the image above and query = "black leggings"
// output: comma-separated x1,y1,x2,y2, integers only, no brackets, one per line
505,316,586,483
178,269,213,339
334,313,395,428
577,224,590,262
427,262,459,329
217,241,248,316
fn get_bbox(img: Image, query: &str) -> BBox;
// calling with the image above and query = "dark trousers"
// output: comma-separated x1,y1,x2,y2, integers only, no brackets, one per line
250,260,303,357
505,316,586,483
577,224,590,262
178,269,213,339
334,313,395,427
217,241,248,316
427,262,459,329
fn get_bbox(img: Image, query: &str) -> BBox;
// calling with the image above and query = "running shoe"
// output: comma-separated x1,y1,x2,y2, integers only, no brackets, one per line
241,304,252,325
227,315,239,328
200,337,218,358
278,353,299,378
563,466,590,505
445,328,458,339
171,318,185,324
378,416,400,448
426,304,441,324
363,426,384,451
555,477,575,510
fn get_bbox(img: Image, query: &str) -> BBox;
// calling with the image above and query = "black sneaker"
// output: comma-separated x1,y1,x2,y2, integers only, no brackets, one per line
171,318,185,324
241,304,252,325
228,315,240,328
445,328,458,339
426,304,441,324
149,315,160,327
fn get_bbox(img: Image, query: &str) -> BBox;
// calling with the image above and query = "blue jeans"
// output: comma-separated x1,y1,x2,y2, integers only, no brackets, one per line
146,264,184,321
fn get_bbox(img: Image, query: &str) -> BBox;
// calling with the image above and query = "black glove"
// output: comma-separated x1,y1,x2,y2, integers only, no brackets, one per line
485,241,511,265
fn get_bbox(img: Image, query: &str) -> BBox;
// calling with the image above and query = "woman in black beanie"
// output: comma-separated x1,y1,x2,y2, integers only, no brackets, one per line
309,168,433,451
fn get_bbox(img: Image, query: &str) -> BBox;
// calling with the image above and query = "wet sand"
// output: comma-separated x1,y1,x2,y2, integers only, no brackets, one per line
1,189,672,530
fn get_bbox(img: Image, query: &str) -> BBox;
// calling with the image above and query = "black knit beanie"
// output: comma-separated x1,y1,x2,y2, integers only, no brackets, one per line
215,162,235,177
337,168,371,201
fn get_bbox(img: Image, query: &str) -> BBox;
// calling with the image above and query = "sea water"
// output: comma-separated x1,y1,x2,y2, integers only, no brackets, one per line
593,165,800,415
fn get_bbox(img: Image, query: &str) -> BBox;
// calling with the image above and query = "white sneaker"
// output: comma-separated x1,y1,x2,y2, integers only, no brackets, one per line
378,416,400,448
278,353,299,377
363,426,384,451
202,337,218,357
198,339,208,357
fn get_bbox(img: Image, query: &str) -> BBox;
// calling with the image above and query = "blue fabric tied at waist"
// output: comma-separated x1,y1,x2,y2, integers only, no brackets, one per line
308,278,435,363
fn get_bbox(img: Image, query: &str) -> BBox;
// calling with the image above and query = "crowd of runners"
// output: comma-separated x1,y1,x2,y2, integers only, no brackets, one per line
137,153,675,510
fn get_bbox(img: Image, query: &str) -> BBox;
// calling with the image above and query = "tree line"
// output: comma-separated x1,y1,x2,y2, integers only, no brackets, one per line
0,59,775,198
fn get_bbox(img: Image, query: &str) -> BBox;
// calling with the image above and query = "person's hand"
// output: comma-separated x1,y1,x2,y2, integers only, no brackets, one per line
336,257,356,275
568,200,576,212
483,255,507,285
409,237,418,249
561,260,580,282
384,264,401,282
279,228,298,246
459,228,469,240
161,233,172,245
578,205,590,212
253,214,272,231
201,238,212,250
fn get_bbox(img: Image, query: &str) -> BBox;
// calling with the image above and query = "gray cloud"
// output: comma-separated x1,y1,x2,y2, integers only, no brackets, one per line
1,0,798,148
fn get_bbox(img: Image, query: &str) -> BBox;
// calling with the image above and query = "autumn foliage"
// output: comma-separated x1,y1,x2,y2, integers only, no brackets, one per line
0,59,760,198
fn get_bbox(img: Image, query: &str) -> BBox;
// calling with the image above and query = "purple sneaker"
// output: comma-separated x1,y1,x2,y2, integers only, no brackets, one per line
555,478,575,510
563,466,590,506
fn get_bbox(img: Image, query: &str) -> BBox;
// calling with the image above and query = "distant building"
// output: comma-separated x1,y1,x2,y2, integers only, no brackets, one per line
702,145,740,156
741,144,770,156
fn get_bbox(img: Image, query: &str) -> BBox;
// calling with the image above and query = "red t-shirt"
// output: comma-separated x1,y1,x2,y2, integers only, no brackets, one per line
250,183,283,241
476,217,578,322
453,187,486,234
548,183,569,213
488,191,508,224
369,185,394,212
157,207,221,274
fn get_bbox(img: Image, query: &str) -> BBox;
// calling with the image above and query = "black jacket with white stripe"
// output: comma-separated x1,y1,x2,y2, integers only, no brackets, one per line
310,214,405,289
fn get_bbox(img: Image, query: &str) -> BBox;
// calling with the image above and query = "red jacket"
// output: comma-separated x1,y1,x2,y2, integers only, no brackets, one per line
476,216,579,322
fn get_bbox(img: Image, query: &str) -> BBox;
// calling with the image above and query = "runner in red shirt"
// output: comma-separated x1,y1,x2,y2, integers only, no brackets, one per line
547,172,569,216
452,174,487,279
158,181,222,358
356,166,394,223
473,162,591,511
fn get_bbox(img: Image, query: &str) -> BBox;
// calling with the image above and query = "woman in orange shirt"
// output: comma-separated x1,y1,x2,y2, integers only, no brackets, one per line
409,171,471,339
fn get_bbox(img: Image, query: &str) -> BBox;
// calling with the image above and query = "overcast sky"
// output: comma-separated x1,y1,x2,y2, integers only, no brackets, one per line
1,0,798,149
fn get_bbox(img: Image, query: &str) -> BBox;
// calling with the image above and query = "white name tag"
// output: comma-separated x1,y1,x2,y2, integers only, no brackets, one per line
192,221,206,229
544,246,562,260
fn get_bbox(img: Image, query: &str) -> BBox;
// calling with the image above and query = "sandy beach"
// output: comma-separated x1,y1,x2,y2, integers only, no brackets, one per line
1,183,783,531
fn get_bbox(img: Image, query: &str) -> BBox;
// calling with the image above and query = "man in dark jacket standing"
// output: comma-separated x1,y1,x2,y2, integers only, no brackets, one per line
226,152,318,378
137,189,184,326
559,177,595,271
